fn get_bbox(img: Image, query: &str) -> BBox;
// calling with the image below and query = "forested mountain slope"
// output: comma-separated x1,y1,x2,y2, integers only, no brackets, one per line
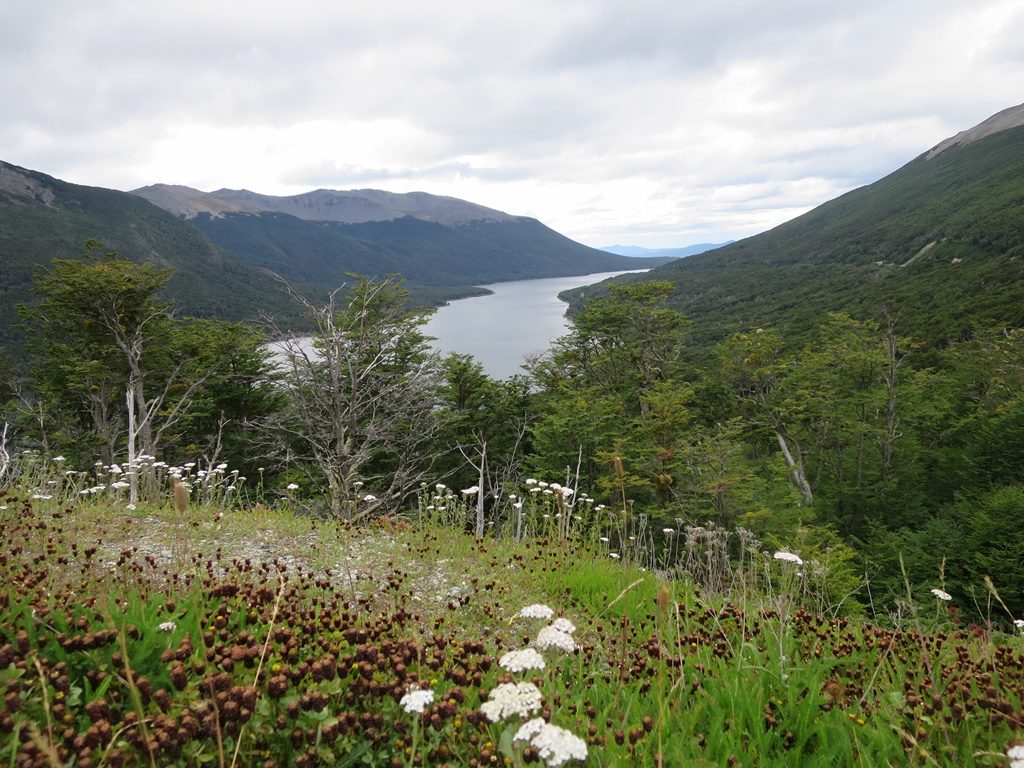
135,185,671,287
0,162,305,356
564,108,1024,351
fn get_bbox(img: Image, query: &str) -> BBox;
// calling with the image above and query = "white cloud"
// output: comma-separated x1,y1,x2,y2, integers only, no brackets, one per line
2,0,1022,247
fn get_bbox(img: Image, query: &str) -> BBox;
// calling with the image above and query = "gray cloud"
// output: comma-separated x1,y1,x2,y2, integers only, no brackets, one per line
2,0,1022,247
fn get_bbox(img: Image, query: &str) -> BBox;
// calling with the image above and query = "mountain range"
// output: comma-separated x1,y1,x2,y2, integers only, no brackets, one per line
0,168,669,356
600,242,733,259
5,102,1023,363
563,102,1024,352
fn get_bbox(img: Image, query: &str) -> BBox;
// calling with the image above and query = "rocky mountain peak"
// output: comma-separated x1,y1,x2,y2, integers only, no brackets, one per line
926,102,1024,159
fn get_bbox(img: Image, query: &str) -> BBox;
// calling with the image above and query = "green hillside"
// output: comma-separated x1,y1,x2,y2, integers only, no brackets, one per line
0,162,308,356
562,125,1024,350
189,209,669,288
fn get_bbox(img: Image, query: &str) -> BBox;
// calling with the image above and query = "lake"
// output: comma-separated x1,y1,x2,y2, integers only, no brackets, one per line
422,270,647,379
271,270,647,379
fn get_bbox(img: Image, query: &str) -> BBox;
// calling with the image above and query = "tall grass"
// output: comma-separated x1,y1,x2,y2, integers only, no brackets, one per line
1,455,1022,766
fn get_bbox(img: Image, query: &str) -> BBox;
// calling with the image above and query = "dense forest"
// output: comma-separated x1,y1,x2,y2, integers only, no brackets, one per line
2,249,1022,619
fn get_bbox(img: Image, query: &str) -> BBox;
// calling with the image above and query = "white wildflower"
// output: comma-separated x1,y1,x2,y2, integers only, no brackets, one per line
561,487,574,498
363,494,377,502
550,617,576,635
126,503,136,511
663,528,675,534
400,688,434,714
1014,619,1024,634
514,718,547,742
1008,744,1024,768
157,621,176,632
773,551,804,565
480,682,542,722
519,604,554,619
609,552,620,559
53,455,66,462
286,483,299,491
525,478,537,485
435,483,446,491
930,588,952,601
461,485,480,495
499,648,546,673
518,720,588,766
535,626,576,653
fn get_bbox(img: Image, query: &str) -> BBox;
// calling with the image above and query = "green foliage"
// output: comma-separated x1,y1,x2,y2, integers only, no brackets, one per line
12,249,277,472
964,484,1024,614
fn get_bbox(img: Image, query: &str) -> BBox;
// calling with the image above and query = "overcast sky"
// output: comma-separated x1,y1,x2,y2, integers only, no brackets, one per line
3,1,1023,248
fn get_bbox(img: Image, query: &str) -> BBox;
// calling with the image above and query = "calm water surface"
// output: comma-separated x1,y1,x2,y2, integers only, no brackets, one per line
423,270,647,379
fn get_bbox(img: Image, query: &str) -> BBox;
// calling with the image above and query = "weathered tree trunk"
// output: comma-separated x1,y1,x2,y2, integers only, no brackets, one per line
775,429,814,505
126,385,138,505
0,422,10,485
475,442,486,538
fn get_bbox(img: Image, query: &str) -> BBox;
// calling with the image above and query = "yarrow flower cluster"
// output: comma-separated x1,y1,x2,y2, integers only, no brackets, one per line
536,625,576,653
550,617,576,635
930,588,952,601
519,603,555,619
1014,619,1024,635
1007,744,1024,768
480,682,543,722
157,621,176,633
399,688,434,714
773,551,804,565
499,648,546,673
515,718,588,766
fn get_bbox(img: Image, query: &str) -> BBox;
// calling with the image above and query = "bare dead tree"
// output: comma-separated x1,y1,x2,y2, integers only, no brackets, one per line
0,422,10,487
265,276,447,519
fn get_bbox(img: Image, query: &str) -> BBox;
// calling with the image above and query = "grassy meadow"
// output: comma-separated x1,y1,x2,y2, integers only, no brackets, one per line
1,474,1022,768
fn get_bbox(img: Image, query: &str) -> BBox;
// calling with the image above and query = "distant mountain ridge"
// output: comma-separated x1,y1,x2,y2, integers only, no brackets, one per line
133,185,519,226
601,242,733,258
133,185,672,290
925,102,1024,158
564,102,1024,351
